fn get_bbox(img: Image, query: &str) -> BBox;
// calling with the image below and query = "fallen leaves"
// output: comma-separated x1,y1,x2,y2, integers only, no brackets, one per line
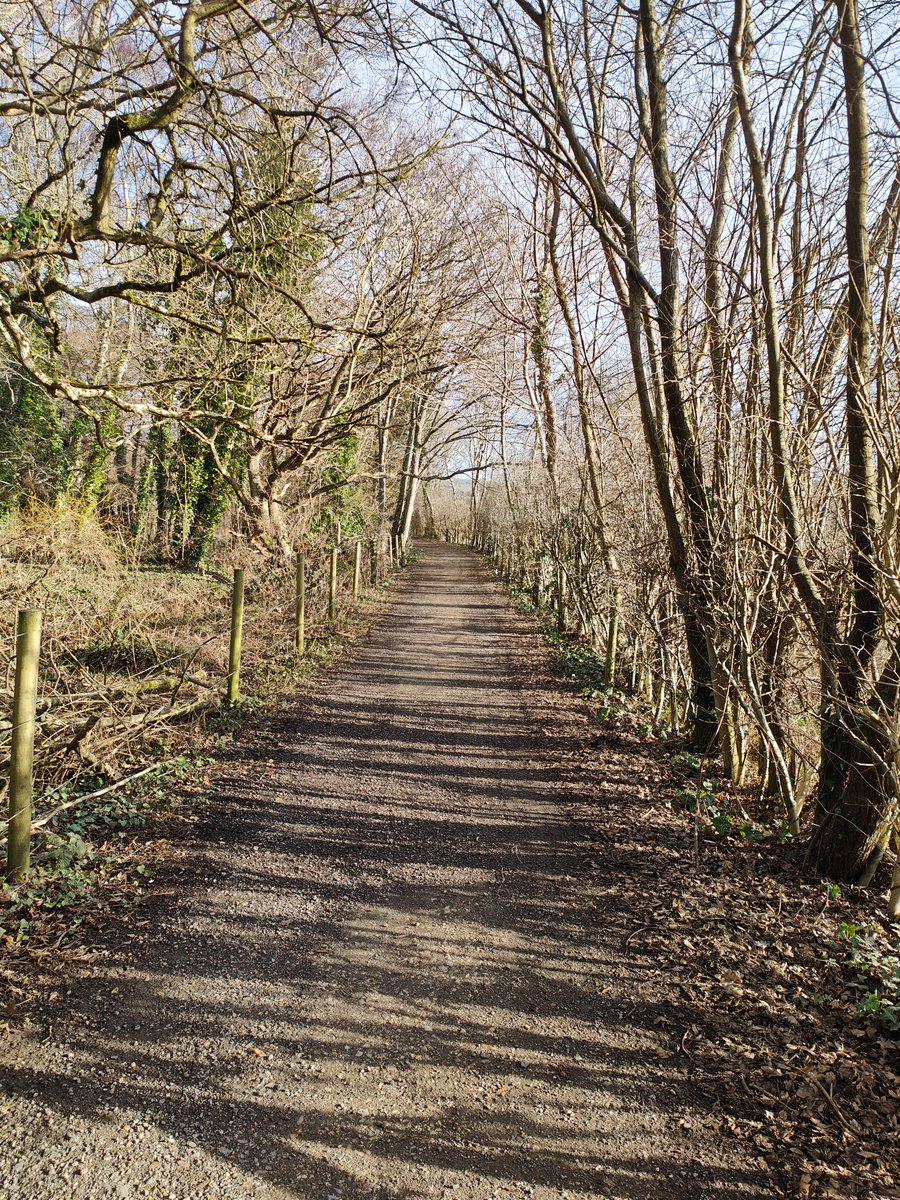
572,716,899,1200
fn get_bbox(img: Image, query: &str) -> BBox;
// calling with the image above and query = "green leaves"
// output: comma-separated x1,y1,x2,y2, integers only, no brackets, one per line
0,207,62,250
0,755,209,945
673,764,765,841
835,922,900,1031
547,630,609,696
2,842,96,920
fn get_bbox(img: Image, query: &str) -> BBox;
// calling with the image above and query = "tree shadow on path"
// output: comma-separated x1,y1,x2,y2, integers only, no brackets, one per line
0,542,775,1200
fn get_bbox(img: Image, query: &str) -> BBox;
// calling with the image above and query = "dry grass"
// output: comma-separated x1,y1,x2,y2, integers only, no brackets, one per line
0,515,396,1006
0,516,368,815
0,502,123,570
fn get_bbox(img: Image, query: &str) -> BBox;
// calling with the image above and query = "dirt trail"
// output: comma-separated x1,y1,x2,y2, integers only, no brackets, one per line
0,543,773,1199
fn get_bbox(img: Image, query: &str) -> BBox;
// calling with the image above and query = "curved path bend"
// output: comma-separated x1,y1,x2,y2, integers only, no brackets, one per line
0,542,771,1200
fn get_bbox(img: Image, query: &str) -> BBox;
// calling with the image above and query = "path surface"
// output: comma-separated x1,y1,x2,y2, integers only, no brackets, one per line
0,543,772,1199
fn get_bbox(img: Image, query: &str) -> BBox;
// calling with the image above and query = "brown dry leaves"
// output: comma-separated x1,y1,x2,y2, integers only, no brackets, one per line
492,588,900,1200
575,716,899,1200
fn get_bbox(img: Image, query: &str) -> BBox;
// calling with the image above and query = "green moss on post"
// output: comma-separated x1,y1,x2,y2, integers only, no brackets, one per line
556,566,566,633
328,545,338,626
295,554,306,658
6,609,42,882
226,568,245,704
353,539,362,604
371,537,380,586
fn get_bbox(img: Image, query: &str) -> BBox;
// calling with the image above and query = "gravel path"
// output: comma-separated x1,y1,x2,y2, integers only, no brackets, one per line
0,543,773,1199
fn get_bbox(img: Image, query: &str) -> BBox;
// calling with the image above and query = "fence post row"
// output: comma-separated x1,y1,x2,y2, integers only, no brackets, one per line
226,568,245,704
4,540,399,878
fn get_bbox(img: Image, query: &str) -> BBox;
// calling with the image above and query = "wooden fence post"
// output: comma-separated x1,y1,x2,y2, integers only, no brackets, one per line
370,537,380,586
328,545,338,625
6,609,42,882
353,539,361,604
556,566,567,633
295,553,305,658
226,568,245,704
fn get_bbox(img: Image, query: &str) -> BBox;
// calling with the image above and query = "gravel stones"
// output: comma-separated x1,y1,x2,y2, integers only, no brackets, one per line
0,544,772,1199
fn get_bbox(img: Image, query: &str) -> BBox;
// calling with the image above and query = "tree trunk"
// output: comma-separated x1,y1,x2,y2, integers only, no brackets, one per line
812,704,893,878
639,0,725,737
808,0,888,877
546,181,622,684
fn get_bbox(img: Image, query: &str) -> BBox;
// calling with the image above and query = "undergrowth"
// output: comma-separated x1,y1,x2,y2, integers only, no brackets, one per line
1,548,404,978
833,922,900,1031
1,755,210,948
498,558,900,1034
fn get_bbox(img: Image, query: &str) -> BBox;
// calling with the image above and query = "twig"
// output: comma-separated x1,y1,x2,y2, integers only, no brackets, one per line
623,923,651,947
809,1076,864,1138
0,759,173,845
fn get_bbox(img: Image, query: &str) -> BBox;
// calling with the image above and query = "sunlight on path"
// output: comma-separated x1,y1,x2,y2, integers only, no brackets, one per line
0,543,772,1200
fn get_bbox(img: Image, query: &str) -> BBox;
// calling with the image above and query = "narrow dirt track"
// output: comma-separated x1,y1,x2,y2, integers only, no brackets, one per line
0,543,773,1200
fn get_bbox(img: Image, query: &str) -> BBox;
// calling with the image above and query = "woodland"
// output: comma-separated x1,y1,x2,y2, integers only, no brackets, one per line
0,2,899,1182
2,0,899,883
